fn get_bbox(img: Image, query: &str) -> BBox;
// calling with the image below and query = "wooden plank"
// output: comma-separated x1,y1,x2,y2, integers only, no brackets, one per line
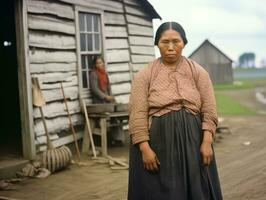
126,14,152,27
132,63,148,72
29,50,76,63
82,98,93,105
111,82,131,95
125,5,147,17
106,49,130,63
131,55,154,63
40,77,78,90
105,38,128,49
33,100,81,118
31,72,76,84
80,92,93,102
36,134,59,145
130,46,155,55
34,114,84,137
107,155,129,168
104,12,126,25
29,31,76,49
59,0,124,13
133,71,138,76
107,62,130,73
109,72,131,84
114,94,130,104
27,0,74,19
128,24,153,36
28,14,75,35
42,86,79,102
124,0,139,6
129,36,154,46
104,26,128,37
30,62,76,73
37,131,83,152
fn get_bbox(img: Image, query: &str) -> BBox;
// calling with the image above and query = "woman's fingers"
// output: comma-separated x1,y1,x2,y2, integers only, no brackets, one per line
151,161,158,171
207,157,211,165
140,144,159,171
144,159,159,171
203,156,207,165
200,142,213,166
202,154,212,165
148,163,154,171
145,162,156,171
204,157,209,165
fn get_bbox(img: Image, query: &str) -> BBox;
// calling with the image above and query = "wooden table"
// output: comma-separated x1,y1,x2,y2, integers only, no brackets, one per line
82,111,129,157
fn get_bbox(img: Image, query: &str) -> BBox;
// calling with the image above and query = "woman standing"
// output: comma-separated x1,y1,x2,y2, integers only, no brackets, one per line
128,22,222,200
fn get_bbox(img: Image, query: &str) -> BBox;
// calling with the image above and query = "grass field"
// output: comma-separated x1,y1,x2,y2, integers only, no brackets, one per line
215,93,256,115
214,78,266,91
214,77,266,115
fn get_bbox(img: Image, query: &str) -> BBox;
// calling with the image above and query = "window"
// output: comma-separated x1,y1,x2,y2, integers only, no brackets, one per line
78,12,102,89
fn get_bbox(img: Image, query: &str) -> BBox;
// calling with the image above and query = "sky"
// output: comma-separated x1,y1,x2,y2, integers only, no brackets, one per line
148,0,266,67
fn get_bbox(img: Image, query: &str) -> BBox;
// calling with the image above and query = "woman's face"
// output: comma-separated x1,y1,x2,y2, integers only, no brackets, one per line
95,58,105,69
158,29,184,65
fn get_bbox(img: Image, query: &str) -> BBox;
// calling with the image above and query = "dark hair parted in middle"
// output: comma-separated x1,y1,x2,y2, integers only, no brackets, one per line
154,22,188,46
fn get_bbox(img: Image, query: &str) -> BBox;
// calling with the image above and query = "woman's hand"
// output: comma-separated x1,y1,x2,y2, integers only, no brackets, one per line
139,142,160,172
200,131,213,166
105,95,115,102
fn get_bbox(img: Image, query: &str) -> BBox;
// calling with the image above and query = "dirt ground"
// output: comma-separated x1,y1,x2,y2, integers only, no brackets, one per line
0,115,266,200
215,115,266,200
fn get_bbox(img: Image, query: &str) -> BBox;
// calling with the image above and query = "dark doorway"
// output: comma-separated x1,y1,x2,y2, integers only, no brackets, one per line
0,0,22,158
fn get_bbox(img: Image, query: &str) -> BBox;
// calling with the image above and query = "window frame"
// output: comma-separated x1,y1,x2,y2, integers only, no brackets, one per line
75,6,107,100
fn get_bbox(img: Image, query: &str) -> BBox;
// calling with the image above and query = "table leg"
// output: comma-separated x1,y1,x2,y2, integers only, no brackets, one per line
100,117,107,157
81,123,90,153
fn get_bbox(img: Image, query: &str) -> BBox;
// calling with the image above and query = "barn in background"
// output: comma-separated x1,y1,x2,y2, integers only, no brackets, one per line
189,39,233,84
1,0,160,160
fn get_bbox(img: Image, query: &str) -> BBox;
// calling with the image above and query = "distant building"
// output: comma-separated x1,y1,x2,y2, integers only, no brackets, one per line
189,39,233,84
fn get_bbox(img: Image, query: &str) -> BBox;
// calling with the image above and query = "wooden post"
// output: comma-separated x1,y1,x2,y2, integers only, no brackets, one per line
15,0,36,159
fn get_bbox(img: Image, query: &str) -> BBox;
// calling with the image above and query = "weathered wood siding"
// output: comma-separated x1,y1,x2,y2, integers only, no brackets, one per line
124,0,155,73
26,0,156,152
27,0,81,152
190,42,233,84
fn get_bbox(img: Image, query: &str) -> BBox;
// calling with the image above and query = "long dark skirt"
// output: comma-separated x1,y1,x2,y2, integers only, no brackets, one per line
128,109,222,200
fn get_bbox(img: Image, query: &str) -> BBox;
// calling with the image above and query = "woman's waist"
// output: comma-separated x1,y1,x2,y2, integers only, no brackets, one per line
148,101,200,117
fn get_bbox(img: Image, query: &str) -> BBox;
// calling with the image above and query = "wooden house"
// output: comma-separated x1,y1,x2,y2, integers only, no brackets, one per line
189,39,233,84
1,0,160,159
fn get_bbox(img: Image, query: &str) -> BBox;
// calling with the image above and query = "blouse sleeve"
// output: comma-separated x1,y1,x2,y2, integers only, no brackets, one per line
107,76,112,96
128,68,150,144
196,65,218,136
89,71,107,100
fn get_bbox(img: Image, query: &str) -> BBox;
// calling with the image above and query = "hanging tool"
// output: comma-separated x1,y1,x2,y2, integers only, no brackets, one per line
82,99,97,158
60,82,81,161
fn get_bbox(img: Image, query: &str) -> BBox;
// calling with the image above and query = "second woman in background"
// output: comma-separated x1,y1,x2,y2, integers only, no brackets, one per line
90,56,125,146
